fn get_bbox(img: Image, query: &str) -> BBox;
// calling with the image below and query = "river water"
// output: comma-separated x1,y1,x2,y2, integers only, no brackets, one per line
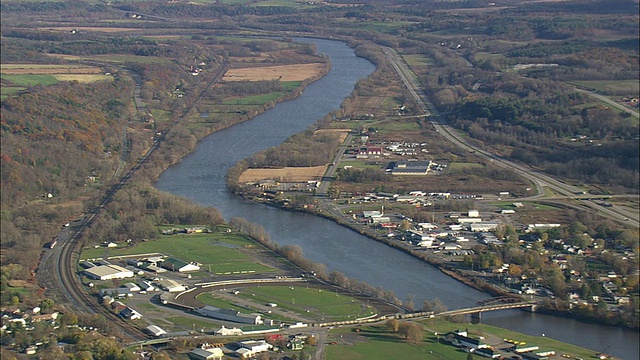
155,38,638,359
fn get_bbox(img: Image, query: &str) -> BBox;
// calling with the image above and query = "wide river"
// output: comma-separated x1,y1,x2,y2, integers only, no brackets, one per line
156,38,638,359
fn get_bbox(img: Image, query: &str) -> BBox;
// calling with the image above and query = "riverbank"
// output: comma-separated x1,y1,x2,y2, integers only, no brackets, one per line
234,194,640,332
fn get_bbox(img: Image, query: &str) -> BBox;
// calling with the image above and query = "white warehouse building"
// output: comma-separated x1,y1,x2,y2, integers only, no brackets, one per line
84,265,134,280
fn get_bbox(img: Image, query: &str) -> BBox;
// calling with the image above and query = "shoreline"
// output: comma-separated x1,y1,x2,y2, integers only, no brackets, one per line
233,194,639,332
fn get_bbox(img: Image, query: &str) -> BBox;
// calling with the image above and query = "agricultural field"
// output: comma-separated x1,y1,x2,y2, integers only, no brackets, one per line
238,165,327,183
223,63,325,82
1,63,111,99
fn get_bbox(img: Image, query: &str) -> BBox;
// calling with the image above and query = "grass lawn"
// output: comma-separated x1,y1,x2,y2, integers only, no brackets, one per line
326,319,599,360
325,325,466,360
223,90,290,105
236,285,376,321
196,292,296,322
80,228,276,275
1,86,26,100
403,54,435,67
1,74,58,86
474,52,506,62
52,74,112,82
165,315,220,332
375,119,422,132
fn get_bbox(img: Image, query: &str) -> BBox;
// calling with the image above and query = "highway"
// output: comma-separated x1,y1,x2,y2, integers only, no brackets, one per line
382,47,639,229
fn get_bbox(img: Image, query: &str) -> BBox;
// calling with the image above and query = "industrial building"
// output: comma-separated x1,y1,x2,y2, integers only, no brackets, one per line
84,265,134,280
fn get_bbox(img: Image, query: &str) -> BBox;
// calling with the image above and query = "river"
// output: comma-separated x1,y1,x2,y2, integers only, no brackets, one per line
155,38,638,359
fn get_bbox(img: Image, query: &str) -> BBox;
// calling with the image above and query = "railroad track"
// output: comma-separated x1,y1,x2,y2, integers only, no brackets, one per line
39,60,230,342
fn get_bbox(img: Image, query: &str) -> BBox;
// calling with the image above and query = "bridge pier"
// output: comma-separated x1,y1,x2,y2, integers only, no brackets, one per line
470,312,481,324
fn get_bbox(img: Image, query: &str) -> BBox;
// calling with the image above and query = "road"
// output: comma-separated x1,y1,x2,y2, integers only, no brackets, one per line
573,87,639,118
381,47,639,228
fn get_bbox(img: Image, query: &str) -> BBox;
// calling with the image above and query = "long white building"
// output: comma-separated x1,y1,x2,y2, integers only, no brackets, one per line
84,265,134,280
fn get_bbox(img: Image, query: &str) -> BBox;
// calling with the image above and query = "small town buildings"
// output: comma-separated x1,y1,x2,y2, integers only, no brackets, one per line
122,283,141,292
119,307,142,320
137,280,156,292
470,222,500,232
188,347,224,360
99,288,132,299
215,325,243,336
157,278,186,292
450,330,489,350
161,258,200,272
84,265,134,281
287,338,304,350
235,340,272,359
389,160,431,175
146,325,167,337
468,209,480,218
475,347,501,358
520,353,548,360
513,344,540,353
239,325,280,335
196,306,263,324
458,217,483,224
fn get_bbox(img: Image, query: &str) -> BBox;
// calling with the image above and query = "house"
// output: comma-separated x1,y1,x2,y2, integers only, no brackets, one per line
357,146,383,158
188,347,224,360
161,258,200,272
287,338,304,350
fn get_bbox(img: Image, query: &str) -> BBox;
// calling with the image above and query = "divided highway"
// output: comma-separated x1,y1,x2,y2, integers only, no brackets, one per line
382,47,638,228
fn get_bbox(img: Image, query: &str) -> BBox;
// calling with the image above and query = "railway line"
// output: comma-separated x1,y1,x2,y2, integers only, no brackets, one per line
38,61,229,343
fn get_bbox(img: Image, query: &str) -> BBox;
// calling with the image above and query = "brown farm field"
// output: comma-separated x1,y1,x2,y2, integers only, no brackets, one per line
238,165,328,183
1,64,102,75
223,63,325,82
39,26,144,33
314,128,351,142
